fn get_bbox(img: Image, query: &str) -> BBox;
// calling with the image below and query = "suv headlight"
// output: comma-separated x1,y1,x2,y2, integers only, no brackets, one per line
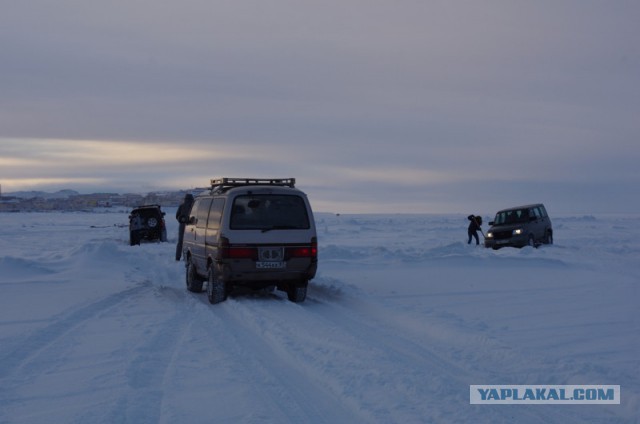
512,228,522,236
486,231,493,238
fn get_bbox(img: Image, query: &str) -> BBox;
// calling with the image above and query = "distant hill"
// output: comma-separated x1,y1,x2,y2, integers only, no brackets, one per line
4,189,80,199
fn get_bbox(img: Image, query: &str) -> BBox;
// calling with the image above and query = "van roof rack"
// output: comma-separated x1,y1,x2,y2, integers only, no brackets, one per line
210,177,296,192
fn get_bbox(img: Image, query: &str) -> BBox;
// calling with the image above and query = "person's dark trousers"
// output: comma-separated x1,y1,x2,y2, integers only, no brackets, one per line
176,223,186,260
468,230,479,245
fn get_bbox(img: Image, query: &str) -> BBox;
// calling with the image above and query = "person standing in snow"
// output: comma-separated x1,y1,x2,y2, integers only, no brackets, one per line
467,214,482,245
175,193,195,261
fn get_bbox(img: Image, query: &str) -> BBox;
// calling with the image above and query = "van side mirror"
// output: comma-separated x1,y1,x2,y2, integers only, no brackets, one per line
489,221,494,226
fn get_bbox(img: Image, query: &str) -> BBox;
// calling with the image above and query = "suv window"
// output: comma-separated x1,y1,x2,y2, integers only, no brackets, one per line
494,208,530,225
539,205,548,218
230,195,310,230
532,207,542,219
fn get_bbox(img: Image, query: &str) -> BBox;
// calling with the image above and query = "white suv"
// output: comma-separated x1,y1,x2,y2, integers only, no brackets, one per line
181,178,317,304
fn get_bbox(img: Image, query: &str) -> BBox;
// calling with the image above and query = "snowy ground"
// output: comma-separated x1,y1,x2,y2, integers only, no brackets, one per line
0,209,638,423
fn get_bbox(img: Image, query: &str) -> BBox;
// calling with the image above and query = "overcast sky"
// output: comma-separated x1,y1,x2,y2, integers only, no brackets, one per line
1,0,639,214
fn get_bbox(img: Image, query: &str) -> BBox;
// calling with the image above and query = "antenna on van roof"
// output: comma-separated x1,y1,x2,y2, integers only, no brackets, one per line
209,177,296,193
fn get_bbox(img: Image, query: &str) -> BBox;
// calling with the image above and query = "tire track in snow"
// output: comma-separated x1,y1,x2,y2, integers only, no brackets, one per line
227,294,463,423
0,281,157,424
301,282,591,423
181,287,480,423
102,288,193,424
0,282,150,381
205,284,568,423
303,294,508,422
188,293,373,423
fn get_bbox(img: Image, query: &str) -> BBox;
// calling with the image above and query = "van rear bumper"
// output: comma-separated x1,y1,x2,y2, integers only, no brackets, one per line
217,258,317,287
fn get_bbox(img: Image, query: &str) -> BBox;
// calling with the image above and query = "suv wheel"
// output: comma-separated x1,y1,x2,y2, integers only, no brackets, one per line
527,235,536,248
186,258,203,293
287,282,307,303
207,267,227,304
545,231,553,245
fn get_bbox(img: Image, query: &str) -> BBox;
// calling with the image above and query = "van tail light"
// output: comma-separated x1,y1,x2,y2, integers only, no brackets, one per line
218,237,257,260
229,247,257,259
287,238,318,258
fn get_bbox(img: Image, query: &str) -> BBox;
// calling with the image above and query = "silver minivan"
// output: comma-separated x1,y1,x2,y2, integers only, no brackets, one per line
181,178,317,304
484,203,553,249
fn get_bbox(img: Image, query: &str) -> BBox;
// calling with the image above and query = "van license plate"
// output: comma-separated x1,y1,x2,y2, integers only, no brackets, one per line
258,247,284,261
256,261,285,269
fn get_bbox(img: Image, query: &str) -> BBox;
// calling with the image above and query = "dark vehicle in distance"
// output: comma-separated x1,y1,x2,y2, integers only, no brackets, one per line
129,205,168,246
484,203,553,249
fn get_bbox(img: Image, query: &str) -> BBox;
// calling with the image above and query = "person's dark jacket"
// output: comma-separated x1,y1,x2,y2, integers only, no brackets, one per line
176,194,195,223
468,215,482,232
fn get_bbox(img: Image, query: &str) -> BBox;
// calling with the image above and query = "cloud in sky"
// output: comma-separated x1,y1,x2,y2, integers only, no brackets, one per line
1,0,639,213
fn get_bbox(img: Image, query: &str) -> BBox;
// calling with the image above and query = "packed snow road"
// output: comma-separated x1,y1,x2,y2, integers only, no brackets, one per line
0,210,637,423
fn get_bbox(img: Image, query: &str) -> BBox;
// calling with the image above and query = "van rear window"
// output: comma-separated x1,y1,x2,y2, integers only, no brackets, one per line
230,195,310,230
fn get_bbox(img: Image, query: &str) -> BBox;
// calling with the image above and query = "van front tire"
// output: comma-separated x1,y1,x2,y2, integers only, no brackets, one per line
186,258,203,293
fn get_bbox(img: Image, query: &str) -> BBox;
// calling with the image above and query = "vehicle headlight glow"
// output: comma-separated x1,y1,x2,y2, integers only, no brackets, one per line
486,232,493,238
513,228,522,235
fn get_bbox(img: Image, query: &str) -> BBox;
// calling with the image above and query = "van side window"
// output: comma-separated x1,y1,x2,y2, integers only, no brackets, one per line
189,199,201,223
196,198,213,229
207,198,225,230
532,207,542,219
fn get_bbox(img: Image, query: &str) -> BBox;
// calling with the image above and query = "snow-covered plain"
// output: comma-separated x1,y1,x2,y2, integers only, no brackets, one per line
1,209,638,423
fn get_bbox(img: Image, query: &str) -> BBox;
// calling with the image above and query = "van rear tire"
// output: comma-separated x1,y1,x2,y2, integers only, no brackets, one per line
207,268,227,304
287,282,307,303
